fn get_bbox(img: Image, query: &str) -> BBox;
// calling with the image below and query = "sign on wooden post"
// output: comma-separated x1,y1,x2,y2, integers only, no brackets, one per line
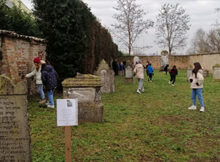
57,99,78,162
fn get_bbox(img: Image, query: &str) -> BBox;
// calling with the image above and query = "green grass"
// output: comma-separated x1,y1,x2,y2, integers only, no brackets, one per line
28,70,220,161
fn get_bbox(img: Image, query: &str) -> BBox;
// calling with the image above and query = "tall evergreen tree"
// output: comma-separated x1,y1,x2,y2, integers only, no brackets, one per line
33,0,95,79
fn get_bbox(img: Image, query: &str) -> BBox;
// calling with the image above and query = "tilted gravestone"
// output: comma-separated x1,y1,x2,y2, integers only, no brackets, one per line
95,60,115,93
0,76,31,162
213,65,220,81
62,74,104,122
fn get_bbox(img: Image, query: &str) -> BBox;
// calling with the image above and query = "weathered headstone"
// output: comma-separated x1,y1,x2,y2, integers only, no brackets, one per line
125,65,133,83
203,69,209,78
0,76,31,162
213,65,220,81
187,69,192,79
95,60,115,93
62,74,104,122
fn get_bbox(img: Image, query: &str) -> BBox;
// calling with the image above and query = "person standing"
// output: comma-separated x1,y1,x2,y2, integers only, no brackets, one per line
25,57,46,104
169,65,178,86
119,62,124,76
41,62,58,108
164,64,169,75
146,63,154,82
134,61,144,94
112,59,119,76
188,62,205,112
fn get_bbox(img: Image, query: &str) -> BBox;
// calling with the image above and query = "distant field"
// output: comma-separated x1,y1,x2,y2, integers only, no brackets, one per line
28,70,220,161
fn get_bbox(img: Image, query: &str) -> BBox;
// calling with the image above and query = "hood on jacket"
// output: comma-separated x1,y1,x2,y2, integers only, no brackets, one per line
42,65,53,73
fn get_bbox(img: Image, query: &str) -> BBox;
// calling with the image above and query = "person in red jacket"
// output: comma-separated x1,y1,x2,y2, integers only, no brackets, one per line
169,65,178,86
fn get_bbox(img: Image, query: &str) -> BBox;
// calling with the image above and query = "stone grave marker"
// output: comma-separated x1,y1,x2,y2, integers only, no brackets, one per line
95,59,115,93
0,75,31,162
125,65,133,83
62,74,104,122
213,65,220,81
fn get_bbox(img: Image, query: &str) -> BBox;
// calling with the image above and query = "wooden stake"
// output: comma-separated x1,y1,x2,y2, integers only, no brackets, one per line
65,126,71,162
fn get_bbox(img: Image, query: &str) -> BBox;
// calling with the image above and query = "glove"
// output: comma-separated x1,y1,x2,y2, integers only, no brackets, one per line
196,82,200,86
189,79,193,83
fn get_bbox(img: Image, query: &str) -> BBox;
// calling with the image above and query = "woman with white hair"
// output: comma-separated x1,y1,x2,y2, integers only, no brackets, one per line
133,60,144,94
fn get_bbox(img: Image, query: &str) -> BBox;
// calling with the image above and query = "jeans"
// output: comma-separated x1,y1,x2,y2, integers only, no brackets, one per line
138,79,144,90
192,88,204,107
47,90,54,105
37,84,45,100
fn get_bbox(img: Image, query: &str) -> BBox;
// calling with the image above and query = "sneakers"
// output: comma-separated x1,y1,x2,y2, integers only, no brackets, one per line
200,107,205,112
39,99,46,104
188,105,197,110
47,104,55,108
172,84,175,86
168,81,171,84
141,88,144,93
136,89,141,94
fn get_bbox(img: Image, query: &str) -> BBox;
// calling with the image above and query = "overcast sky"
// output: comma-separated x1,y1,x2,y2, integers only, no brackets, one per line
21,0,220,55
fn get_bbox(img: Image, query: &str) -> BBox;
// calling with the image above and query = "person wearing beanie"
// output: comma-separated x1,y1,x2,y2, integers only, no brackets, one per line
25,57,46,104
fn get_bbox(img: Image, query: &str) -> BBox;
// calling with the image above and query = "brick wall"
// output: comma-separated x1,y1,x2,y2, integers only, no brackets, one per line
0,30,46,94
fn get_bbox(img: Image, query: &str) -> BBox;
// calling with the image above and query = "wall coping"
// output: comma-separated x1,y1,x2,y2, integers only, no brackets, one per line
0,30,46,43
119,53,220,58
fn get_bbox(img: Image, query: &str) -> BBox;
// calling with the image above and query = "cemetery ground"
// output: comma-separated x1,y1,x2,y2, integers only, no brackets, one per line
28,70,220,162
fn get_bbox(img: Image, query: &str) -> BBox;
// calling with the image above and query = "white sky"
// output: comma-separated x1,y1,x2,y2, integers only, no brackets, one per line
21,0,220,55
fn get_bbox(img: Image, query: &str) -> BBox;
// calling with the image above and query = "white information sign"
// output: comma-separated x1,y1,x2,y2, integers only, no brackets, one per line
57,99,78,126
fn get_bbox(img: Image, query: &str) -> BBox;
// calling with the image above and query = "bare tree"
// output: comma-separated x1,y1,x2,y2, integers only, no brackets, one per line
112,0,153,56
156,3,190,55
190,29,209,53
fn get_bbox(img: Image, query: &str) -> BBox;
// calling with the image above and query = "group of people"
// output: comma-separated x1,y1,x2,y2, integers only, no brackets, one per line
112,59,126,76
133,61,205,112
26,57,58,108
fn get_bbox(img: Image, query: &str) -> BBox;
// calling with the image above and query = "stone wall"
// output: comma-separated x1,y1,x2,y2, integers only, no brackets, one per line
188,53,220,73
119,53,220,73
0,30,46,94
119,56,161,68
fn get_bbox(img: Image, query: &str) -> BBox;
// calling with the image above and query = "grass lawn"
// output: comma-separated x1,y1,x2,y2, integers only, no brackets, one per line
28,70,220,162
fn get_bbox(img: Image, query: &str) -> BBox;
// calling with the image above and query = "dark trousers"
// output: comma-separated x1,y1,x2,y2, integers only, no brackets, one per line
148,73,153,81
170,75,176,84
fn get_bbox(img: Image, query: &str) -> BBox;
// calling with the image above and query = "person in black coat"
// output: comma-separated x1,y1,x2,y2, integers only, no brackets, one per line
41,63,58,108
112,59,119,76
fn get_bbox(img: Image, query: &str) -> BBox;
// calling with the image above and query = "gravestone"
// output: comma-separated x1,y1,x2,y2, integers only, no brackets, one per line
0,76,31,162
187,69,192,79
213,65,220,81
203,69,209,78
95,60,115,93
125,65,133,83
62,74,104,122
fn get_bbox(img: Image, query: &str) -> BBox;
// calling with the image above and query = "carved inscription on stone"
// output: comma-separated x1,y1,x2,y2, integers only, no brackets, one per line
0,96,31,162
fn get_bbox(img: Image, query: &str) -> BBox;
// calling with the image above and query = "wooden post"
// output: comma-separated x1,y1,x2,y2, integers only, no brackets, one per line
65,126,71,162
